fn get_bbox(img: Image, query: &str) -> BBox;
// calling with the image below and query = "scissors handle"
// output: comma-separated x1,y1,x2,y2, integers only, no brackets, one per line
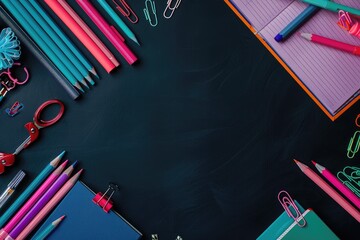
34,99,65,129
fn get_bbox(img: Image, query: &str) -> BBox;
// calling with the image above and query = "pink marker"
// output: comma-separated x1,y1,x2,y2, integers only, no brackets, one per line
312,161,360,209
76,0,138,65
0,160,68,240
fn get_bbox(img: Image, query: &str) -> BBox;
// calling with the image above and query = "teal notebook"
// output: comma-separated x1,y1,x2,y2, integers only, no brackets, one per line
257,200,305,240
279,209,339,240
32,181,142,240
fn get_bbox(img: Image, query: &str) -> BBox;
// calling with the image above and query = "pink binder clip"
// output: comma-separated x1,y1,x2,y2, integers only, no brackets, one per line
92,183,119,213
338,11,360,38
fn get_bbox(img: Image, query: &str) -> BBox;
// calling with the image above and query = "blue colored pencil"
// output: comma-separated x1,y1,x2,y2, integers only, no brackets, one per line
275,5,319,42
0,151,65,228
19,0,93,87
32,215,65,240
1,0,84,92
29,0,98,80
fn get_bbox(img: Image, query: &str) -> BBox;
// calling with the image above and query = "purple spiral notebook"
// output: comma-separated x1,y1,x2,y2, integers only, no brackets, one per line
229,0,360,119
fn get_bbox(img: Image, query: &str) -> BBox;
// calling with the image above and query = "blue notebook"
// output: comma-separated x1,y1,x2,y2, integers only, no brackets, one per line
32,181,142,240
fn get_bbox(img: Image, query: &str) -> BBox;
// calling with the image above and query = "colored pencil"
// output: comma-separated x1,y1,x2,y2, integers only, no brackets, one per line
312,161,360,209
97,0,140,45
56,0,119,67
32,215,65,240
0,0,84,92
294,160,360,222
5,162,76,240
29,0,99,79
45,0,118,72
3,0,86,91
16,170,83,240
77,0,138,65
301,33,360,56
0,160,68,240
0,6,80,99
19,0,93,87
0,151,64,228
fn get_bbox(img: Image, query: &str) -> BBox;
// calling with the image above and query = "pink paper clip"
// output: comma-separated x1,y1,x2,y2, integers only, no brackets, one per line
278,190,306,227
5,101,24,117
112,0,138,23
338,11,360,38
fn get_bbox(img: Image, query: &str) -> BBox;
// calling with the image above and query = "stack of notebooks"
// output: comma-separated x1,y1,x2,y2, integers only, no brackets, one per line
226,0,360,120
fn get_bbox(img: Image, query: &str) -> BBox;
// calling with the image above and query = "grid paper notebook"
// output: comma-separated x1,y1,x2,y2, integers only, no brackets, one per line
227,0,360,120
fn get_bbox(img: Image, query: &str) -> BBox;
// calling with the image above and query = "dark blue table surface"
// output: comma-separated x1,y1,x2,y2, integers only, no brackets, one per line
0,1,358,239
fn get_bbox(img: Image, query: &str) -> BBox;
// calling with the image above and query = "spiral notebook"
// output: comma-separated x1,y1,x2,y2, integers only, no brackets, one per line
32,181,142,240
225,0,360,121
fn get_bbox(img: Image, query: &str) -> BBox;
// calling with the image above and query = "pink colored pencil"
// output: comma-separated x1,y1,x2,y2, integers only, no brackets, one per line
301,32,360,56
16,170,83,240
44,0,118,72
0,160,68,240
294,160,360,222
56,0,119,67
76,0,138,65
312,161,360,209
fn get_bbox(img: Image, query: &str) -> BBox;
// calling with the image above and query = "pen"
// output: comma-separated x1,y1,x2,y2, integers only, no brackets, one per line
302,0,360,17
0,171,25,209
301,32,360,56
77,0,138,65
0,151,64,228
275,5,320,42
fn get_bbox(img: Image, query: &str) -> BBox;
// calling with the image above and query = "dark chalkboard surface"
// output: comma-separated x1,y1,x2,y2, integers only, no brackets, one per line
0,1,358,239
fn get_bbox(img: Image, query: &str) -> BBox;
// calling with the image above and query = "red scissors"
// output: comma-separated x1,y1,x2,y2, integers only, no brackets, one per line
0,99,65,174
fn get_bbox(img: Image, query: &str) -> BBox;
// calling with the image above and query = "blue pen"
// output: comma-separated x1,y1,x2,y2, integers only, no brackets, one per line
0,151,65,228
97,0,140,46
275,5,320,42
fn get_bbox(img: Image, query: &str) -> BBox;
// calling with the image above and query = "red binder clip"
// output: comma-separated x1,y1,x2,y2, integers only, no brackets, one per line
92,183,119,213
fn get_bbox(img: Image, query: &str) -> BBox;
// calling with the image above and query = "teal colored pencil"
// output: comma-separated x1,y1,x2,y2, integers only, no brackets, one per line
97,0,140,45
0,151,65,228
32,215,65,240
19,0,93,88
1,0,84,92
29,0,98,80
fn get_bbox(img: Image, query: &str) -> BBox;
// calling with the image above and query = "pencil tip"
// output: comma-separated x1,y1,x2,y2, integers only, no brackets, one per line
71,161,78,168
60,159,69,167
90,68,99,79
58,150,66,159
311,160,316,165
293,159,299,163
300,32,311,40
75,82,85,93
86,75,95,85
81,78,90,89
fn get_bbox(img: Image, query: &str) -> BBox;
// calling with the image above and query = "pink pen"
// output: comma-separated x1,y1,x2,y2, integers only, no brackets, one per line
76,0,138,65
0,160,68,240
312,161,360,209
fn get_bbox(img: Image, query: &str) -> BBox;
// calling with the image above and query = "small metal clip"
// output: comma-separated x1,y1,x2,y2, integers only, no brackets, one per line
112,0,138,23
163,0,181,19
5,101,23,117
92,183,120,213
337,166,360,197
144,0,158,27
151,234,159,240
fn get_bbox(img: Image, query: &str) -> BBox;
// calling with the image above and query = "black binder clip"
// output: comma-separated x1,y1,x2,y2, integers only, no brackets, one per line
92,183,119,213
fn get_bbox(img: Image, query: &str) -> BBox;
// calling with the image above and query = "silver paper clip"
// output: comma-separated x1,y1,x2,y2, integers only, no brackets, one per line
163,0,181,19
112,0,139,24
5,101,23,117
144,0,158,27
